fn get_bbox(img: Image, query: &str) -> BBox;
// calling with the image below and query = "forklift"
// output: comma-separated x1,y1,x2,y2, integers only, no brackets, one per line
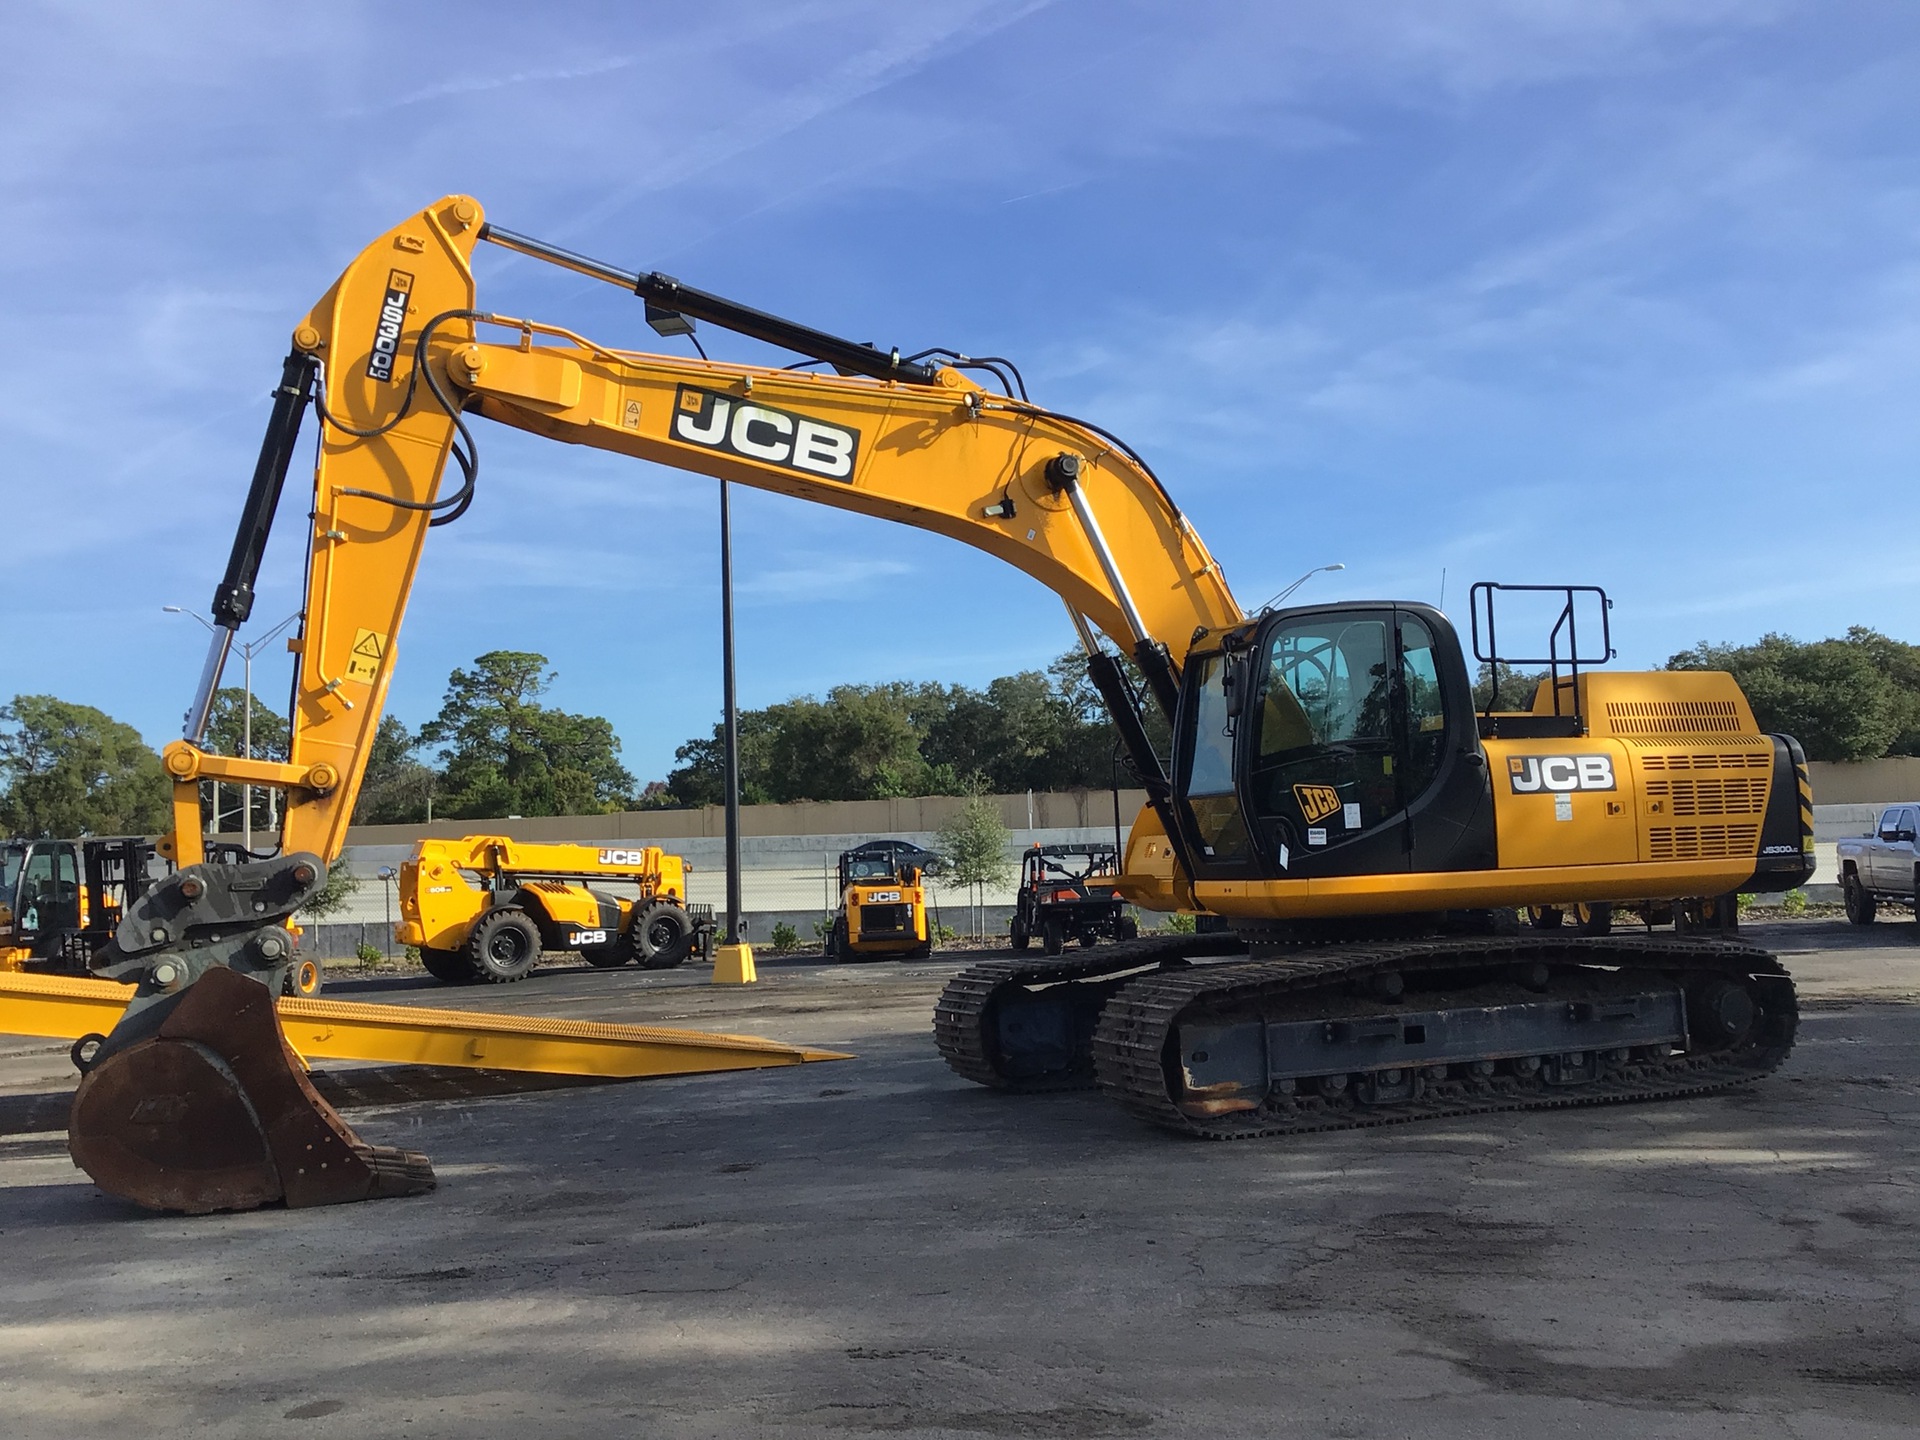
0,837,158,972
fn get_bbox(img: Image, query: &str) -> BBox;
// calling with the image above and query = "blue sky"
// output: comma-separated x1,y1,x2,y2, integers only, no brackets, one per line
4,1,1917,785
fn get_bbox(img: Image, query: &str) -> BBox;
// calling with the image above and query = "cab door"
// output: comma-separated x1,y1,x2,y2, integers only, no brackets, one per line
1230,604,1493,879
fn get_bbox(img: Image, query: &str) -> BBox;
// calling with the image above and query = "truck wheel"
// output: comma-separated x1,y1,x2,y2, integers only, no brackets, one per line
1573,902,1613,936
420,945,473,983
1528,905,1565,930
468,909,541,983
1043,918,1065,956
636,903,695,969
1010,920,1030,951
281,957,324,998
1843,870,1876,925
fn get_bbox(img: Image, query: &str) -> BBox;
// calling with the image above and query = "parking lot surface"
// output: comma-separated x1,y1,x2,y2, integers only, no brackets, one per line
2,920,1916,1438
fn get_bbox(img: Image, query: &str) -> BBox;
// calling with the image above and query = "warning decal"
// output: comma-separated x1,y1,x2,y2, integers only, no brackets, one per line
345,628,387,683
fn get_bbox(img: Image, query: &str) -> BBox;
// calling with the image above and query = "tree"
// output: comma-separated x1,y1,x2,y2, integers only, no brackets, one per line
1472,662,1550,713
353,715,437,825
936,780,1013,939
298,847,361,919
419,652,635,818
1667,630,1920,762
0,695,169,838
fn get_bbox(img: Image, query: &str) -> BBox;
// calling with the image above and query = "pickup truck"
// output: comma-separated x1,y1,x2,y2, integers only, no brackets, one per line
1835,804,1920,924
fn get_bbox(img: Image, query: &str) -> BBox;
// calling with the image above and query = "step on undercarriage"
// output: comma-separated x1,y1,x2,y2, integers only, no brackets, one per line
933,932,1797,1138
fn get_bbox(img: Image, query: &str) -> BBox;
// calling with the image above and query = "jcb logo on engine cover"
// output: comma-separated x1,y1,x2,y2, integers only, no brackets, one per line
366,269,413,382
568,930,608,947
1509,754,1616,794
670,385,859,481
598,850,648,866
1293,784,1343,825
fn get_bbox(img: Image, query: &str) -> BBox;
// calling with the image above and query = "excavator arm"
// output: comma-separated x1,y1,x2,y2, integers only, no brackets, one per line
165,195,1241,874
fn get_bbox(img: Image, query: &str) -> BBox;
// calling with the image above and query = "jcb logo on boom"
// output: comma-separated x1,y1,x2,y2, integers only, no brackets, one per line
598,850,649,866
1508,754,1616,794
670,385,859,481
365,269,413,382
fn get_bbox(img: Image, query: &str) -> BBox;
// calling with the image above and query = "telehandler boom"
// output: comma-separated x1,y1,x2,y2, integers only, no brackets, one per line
69,196,1814,1212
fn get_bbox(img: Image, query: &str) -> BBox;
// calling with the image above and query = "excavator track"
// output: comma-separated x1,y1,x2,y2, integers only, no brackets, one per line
1096,934,1795,1138
932,933,1246,1091
937,933,1796,1138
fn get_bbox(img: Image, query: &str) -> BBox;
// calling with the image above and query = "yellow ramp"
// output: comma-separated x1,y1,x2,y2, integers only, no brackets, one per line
0,971,850,1079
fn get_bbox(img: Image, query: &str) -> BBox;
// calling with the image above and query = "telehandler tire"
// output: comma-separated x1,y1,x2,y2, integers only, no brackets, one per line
468,909,541,983
583,945,631,969
636,902,695,969
1573,901,1613,936
281,957,325,997
419,945,474,983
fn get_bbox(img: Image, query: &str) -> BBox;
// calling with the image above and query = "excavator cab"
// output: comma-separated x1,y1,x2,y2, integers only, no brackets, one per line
1170,602,1497,887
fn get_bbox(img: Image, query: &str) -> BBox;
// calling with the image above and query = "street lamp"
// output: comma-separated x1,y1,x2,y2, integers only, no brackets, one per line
376,866,396,961
164,605,302,851
1256,563,1345,613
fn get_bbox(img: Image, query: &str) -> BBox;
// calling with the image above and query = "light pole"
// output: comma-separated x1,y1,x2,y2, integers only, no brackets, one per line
1256,563,1346,613
376,866,396,961
165,605,301,850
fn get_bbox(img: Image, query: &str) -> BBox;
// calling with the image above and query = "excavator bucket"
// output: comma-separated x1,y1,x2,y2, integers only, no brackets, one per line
68,966,433,1214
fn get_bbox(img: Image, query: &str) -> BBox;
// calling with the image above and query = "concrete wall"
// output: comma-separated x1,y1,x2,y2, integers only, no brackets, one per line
340,788,1145,847
1806,758,1920,806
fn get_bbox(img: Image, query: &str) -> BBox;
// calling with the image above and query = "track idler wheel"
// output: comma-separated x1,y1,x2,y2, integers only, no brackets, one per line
68,967,435,1214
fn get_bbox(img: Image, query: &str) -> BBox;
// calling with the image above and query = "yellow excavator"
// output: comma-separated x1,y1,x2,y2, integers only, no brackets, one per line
66,195,1815,1212
397,835,713,982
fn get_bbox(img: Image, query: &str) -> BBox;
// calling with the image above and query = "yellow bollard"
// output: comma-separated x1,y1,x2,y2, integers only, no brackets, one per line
711,941,757,985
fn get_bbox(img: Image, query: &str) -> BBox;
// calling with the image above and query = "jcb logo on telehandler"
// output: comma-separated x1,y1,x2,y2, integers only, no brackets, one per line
1293,784,1343,825
1508,754,1616,794
670,385,859,481
598,850,648,866
366,269,413,382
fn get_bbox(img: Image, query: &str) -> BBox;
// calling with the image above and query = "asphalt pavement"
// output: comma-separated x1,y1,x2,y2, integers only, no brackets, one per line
1,919,1916,1438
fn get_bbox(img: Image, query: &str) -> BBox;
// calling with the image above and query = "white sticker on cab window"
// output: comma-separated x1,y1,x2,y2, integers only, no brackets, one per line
1343,802,1361,830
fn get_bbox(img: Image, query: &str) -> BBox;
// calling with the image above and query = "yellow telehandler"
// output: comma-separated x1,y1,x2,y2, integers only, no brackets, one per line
396,835,714,983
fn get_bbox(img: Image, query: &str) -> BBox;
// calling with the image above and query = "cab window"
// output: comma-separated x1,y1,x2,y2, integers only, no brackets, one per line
1245,615,1398,850
1400,615,1447,797
1178,653,1252,864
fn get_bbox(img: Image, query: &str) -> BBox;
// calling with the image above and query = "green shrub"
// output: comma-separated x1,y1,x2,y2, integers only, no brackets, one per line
770,921,800,953
1163,912,1198,934
354,940,383,967
1736,893,1756,913
403,945,422,965
936,923,958,943
1781,888,1808,915
812,914,835,940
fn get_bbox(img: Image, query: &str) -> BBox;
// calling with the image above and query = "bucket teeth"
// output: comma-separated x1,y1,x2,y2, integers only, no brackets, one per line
69,966,435,1214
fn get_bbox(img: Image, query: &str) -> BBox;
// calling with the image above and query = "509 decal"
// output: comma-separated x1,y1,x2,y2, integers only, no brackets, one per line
366,268,413,382
1508,754,1616,794
670,385,859,481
